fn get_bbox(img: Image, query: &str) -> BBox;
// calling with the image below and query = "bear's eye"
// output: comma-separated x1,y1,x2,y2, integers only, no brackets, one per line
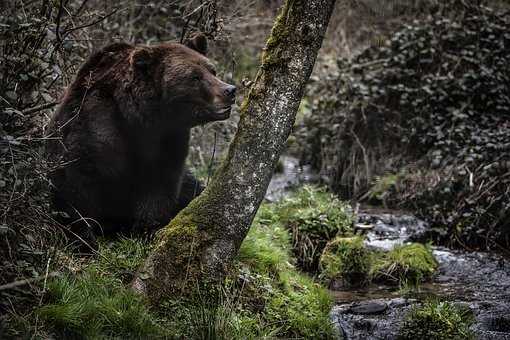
193,74,202,82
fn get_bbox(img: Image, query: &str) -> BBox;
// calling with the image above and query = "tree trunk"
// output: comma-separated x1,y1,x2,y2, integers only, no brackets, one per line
133,0,337,302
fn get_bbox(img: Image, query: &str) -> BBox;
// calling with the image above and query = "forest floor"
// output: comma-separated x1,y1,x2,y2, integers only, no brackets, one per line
269,156,510,340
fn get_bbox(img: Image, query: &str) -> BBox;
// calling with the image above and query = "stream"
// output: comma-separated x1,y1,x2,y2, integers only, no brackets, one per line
266,156,510,340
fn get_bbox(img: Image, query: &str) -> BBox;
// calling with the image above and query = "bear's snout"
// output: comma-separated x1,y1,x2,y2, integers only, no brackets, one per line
223,85,236,102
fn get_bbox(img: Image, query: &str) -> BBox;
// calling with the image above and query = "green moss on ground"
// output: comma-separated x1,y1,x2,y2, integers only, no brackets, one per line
319,236,371,287
11,193,337,339
235,207,337,339
398,300,475,340
319,240,438,288
97,237,152,282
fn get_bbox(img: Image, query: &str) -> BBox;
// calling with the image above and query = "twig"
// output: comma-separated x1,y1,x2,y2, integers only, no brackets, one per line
61,8,121,39
39,256,52,305
206,132,217,186
55,0,65,44
22,101,59,115
0,272,59,291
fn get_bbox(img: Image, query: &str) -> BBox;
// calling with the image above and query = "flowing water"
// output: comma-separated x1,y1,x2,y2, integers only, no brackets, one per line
267,156,510,340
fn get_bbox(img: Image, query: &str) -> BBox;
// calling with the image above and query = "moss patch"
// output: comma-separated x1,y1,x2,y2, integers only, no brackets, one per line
372,243,438,286
319,236,371,287
398,300,475,340
319,240,438,287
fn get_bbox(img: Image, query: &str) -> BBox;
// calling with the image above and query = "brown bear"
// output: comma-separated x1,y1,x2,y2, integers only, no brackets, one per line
45,33,235,247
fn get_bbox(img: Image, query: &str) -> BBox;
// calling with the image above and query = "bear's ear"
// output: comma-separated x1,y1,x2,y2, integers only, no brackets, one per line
130,47,155,72
184,33,208,55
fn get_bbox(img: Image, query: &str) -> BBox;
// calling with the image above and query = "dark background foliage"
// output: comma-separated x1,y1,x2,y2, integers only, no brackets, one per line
297,1,510,250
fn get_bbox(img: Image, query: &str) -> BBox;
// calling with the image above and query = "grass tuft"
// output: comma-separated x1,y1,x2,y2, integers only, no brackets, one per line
319,240,438,288
97,236,152,282
398,300,475,340
319,236,371,287
37,266,162,338
274,185,354,272
372,243,438,286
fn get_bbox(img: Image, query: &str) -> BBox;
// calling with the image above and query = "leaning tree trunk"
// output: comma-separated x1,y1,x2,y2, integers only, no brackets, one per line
133,0,337,302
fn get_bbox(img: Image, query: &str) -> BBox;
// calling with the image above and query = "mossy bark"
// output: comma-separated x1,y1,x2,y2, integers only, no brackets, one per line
133,0,337,302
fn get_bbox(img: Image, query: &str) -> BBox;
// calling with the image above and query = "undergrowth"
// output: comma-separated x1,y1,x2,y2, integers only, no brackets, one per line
297,1,510,250
5,191,337,339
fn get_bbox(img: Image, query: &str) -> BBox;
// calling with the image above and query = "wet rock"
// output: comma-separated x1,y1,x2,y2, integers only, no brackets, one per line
471,303,510,340
349,301,388,315
331,298,412,340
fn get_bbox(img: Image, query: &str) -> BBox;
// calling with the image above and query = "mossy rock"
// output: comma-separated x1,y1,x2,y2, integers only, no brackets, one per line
398,300,475,340
319,236,371,287
319,241,438,287
371,243,438,286
276,185,354,272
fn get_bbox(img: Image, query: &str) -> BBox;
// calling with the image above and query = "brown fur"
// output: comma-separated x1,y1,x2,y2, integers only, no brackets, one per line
46,35,235,245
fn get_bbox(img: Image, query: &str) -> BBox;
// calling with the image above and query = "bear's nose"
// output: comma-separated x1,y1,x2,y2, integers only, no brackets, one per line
224,85,236,99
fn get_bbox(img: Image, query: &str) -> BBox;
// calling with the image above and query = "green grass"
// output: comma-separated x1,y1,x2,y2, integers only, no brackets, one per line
233,204,337,339
97,236,152,282
319,236,372,287
37,266,163,339
266,271,334,339
26,191,338,339
26,189,436,339
398,300,475,340
237,203,292,275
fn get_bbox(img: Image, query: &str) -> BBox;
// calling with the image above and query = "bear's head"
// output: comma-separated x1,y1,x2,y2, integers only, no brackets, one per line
127,33,236,127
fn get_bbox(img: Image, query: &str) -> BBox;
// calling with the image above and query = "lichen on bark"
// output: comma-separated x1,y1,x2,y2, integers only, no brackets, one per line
133,0,337,303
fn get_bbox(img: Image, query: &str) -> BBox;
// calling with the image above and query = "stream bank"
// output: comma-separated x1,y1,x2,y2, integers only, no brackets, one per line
267,156,510,340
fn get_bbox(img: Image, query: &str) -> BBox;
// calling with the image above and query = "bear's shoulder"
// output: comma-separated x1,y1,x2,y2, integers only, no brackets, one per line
72,42,134,87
